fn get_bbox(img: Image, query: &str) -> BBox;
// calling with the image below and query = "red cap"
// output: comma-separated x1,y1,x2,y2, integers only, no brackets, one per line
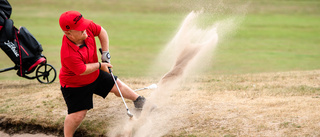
59,11,92,31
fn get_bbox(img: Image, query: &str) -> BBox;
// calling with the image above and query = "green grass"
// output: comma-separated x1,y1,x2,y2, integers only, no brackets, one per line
0,0,319,80
1,1,320,136
213,13,320,74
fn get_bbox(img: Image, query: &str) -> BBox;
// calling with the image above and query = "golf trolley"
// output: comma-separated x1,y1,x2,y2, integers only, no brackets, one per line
0,58,57,84
0,0,56,84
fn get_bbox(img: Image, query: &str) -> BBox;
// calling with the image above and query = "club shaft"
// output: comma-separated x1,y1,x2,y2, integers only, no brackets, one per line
99,49,132,117
133,84,157,92
133,87,147,92
110,72,130,111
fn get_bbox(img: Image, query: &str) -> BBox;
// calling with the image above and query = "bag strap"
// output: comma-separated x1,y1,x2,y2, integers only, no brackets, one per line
3,18,13,40
0,10,7,20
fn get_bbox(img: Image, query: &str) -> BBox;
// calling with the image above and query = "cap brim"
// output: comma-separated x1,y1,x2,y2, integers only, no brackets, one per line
74,19,92,31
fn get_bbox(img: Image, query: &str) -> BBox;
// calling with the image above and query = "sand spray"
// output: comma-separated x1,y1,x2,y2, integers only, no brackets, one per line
108,4,246,136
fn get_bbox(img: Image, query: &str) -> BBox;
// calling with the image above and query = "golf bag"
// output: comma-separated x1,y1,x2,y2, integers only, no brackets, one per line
0,0,56,83
0,19,45,75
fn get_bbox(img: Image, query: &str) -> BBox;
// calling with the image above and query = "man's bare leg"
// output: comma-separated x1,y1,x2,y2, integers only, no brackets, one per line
110,79,146,109
110,79,139,101
64,110,88,137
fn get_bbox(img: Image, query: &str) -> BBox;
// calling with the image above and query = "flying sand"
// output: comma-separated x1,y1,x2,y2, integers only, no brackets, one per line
110,10,219,137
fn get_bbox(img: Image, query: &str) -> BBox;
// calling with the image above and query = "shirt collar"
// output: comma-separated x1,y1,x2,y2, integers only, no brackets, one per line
79,44,87,48
64,35,85,51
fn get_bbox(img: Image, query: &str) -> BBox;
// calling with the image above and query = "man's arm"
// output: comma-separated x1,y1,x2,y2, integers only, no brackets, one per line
80,62,112,75
98,27,109,52
99,27,111,63
80,62,100,75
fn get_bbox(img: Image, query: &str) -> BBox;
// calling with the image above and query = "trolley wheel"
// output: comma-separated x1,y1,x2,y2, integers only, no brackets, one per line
36,63,57,84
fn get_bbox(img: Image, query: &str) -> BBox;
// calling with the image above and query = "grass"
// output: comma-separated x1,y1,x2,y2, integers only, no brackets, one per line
0,70,319,136
213,13,320,74
0,0,320,136
0,0,319,79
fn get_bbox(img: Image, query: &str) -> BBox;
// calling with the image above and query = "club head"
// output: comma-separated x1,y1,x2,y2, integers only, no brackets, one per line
148,84,158,89
127,111,134,118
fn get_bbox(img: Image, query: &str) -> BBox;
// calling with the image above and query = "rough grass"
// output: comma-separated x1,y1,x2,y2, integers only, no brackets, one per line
1,0,319,79
1,0,320,136
0,70,319,136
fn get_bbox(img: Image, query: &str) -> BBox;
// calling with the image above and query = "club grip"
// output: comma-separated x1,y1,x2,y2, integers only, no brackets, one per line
99,48,112,73
108,67,112,73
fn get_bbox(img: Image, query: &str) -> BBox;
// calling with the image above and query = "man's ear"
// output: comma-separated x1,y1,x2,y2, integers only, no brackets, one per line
64,31,71,35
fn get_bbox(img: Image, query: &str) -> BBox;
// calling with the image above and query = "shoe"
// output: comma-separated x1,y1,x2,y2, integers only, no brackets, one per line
134,96,145,109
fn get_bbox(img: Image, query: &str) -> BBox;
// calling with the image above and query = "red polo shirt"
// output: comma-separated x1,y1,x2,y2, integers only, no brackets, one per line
59,22,101,88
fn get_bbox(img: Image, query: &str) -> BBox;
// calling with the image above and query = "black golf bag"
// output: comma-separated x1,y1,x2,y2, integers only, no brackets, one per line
0,0,56,83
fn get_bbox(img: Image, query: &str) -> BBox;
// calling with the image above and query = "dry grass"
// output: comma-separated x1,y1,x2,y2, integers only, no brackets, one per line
0,70,320,136
168,70,320,136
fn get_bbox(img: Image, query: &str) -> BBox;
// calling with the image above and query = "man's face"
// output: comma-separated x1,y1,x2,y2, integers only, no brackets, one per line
66,30,88,42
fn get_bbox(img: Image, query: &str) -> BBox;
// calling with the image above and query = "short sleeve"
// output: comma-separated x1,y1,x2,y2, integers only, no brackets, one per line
87,22,101,36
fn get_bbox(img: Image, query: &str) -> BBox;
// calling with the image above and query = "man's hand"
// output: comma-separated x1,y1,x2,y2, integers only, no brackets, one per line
100,62,113,73
101,51,111,63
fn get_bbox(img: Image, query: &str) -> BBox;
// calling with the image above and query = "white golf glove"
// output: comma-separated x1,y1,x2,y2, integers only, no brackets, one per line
101,51,111,63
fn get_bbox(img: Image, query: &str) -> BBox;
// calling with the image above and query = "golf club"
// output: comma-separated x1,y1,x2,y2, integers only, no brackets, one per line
99,48,133,118
134,84,158,92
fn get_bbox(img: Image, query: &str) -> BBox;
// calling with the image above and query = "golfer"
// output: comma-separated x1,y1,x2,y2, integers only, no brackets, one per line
58,11,145,137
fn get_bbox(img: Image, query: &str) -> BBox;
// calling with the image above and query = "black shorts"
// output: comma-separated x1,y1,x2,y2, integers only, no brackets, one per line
61,70,117,114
